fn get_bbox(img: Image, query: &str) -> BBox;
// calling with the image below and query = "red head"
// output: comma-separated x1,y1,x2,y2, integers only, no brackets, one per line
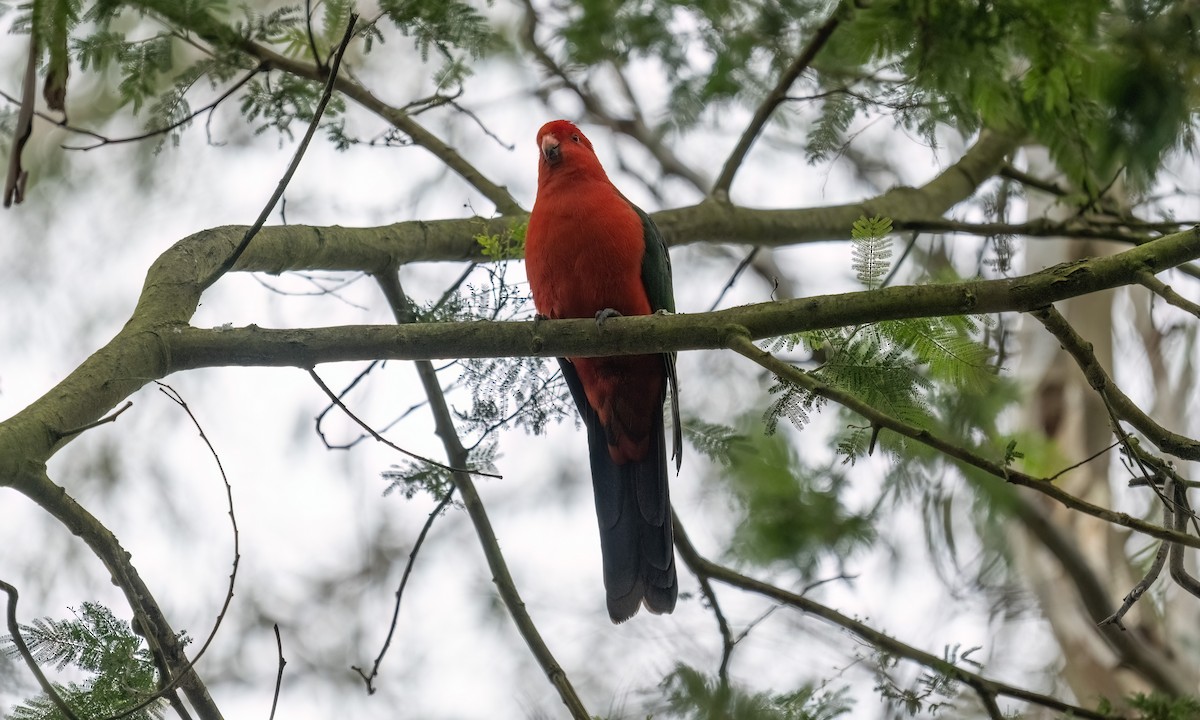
535,120,609,187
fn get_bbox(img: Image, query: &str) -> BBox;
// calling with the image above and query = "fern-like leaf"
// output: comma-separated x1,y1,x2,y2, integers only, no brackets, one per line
850,215,894,289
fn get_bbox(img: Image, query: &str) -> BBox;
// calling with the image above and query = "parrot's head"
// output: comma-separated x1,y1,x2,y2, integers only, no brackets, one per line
535,120,605,185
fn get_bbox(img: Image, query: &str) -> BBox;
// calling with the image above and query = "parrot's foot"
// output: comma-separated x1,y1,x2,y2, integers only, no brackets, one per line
654,308,673,316
595,308,622,326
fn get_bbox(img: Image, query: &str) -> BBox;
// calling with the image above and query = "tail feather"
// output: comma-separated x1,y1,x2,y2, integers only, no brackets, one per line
559,359,678,623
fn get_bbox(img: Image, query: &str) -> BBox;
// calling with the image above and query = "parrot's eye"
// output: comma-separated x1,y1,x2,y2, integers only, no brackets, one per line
571,133,581,143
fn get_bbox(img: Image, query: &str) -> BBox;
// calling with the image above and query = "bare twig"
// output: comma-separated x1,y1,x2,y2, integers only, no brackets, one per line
268,624,286,720
671,515,736,685
1101,516,1170,628
91,383,242,720
304,0,324,70
61,65,265,151
707,246,761,312
1047,440,1121,482
0,580,83,720
53,400,133,440
207,14,359,285
1168,482,1200,599
711,4,845,196
308,368,498,477
1138,270,1200,319
999,165,1070,197
353,486,456,693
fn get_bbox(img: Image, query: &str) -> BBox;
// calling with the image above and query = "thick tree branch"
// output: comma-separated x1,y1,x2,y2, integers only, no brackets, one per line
164,225,1200,371
1032,305,1200,461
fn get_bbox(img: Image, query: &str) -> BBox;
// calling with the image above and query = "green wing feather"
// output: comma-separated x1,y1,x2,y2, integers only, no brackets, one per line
631,203,682,471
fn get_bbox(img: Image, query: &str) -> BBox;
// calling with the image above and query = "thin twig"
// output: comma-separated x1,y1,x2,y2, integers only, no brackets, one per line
0,580,83,720
707,246,761,312
268,624,286,720
206,14,359,286
53,400,133,440
711,4,845,196
308,368,498,478
1138,270,1200,320
998,165,1070,197
61,65,265,151
353,486,456,693
1168,482,1200,598
92,383,243,720
671,515,736,685
1100,494,1170,629
1047,440,1120,482
304,0,324,70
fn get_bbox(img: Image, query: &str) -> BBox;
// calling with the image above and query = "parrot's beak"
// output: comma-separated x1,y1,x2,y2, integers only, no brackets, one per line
541,135,562,165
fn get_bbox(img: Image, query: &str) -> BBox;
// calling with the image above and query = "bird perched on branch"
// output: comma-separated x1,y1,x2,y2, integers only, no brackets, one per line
525,119,681,623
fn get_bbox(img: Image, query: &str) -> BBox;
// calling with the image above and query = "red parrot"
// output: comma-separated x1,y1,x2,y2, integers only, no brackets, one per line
525,119,681,623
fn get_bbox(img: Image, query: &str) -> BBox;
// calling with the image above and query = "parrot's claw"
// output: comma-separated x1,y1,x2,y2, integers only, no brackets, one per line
654,308,673,316
595,308,622,326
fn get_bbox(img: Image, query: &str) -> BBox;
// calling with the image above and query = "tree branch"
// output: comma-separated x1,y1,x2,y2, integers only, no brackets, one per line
163,225,1200,373
372,272,590,719
1031,305,1200,461
725,333,1200,550
0,579,83,720
712,3,846,197
670,522,1118,720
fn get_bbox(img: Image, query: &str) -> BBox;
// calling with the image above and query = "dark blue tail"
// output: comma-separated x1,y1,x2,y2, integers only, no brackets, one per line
559,358,677,623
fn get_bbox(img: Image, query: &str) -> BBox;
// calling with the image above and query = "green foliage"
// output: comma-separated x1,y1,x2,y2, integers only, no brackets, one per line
873,644,981,717
661,664,853,720
1123,692,1200,720
1,602,168,720
764,313,995,445
240,73,345,138
850,215,893,290
475,221,527,261
551,0,1198,186
377,0,493,87
683,419,749,466
382,439,497,500
723,422,875,574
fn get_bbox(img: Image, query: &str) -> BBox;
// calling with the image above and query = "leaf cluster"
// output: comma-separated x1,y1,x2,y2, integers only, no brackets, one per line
1,602,168,720
660,663,853,720
821,0,1199,188
872,644,980,717
717,417,875,574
